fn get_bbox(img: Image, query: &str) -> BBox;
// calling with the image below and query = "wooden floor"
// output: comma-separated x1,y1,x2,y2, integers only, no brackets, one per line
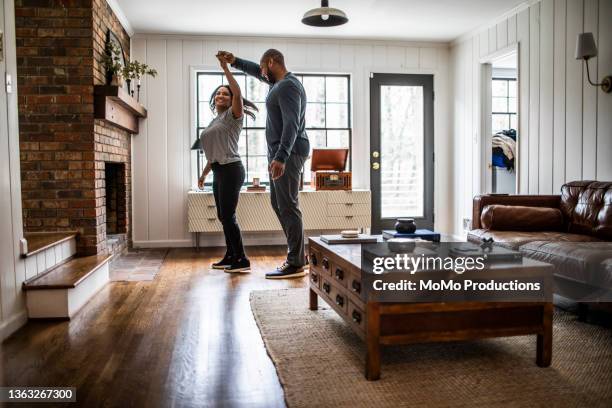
2,247,307,407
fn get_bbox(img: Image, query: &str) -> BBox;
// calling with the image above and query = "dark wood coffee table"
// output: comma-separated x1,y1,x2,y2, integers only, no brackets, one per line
307,237,554,381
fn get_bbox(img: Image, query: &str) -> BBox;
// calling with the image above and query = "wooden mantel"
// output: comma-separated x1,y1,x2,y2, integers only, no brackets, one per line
94,85,147,134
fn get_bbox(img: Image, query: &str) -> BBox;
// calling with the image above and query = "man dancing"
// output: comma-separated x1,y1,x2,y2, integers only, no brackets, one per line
218,49,310,279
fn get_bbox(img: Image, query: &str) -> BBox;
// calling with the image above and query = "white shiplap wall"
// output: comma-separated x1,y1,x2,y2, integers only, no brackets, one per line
450,0,612,237
131,35,452,246
1,0,28,341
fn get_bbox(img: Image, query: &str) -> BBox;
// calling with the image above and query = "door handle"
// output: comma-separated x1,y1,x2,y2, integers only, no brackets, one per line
372,162,380,170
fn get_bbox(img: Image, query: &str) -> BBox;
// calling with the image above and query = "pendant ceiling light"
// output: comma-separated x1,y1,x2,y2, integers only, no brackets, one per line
302,0,348,27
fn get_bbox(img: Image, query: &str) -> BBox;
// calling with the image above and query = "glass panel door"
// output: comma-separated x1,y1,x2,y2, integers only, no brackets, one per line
370,74,434,233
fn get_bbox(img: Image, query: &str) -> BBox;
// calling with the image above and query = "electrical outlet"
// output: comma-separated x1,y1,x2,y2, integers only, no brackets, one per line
462,218,472,231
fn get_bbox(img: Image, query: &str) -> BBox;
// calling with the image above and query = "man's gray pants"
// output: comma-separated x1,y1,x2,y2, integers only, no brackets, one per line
270,154,307,267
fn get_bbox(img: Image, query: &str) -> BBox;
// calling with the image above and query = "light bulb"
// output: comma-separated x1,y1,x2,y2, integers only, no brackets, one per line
321,14,329,21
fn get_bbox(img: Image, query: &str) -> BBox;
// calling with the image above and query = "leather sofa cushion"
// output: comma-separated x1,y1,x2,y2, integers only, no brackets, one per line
467,229,601,250
480,205,563,231
519,241,612,290
560,181,612,240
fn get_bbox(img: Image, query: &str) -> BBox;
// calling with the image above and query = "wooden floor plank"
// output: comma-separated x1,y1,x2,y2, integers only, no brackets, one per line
2,246,306,407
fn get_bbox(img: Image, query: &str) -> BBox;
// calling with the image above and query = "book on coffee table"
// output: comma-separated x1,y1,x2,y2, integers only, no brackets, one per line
320,235,379,244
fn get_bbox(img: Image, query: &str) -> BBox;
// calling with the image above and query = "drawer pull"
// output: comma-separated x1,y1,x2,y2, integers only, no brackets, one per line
207,204,216,209
335,295,344,307
322,257,329,270
344,202,353,206
310,253,318,266
311,272,318,283
351,280,361,293
334,268,344,281
345,215,354,219
323,282,331,294
207,218,216,221
352,310,362,323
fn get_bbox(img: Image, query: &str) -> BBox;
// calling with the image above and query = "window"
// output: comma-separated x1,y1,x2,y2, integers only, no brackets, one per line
491,78,517,134
194,72,351,185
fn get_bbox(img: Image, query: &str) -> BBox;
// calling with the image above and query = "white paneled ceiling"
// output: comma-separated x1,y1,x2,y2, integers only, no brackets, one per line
115,0,528,41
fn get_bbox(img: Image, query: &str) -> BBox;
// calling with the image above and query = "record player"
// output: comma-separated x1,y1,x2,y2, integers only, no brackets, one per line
310,148,351,190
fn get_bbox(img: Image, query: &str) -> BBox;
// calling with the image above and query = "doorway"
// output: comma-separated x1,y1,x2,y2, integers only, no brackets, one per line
481,48,519,194
369,74,434,233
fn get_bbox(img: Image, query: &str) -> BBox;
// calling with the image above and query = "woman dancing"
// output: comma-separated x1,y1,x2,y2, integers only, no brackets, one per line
198,53,258,272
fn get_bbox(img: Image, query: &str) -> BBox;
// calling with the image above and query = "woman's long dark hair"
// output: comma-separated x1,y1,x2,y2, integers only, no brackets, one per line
209,85,258,120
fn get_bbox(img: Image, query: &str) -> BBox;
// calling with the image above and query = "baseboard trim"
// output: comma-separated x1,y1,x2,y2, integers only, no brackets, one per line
133,240,193,248
0,309,28,341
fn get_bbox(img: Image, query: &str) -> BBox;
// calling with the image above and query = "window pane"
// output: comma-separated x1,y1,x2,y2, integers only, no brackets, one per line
246,129,267,156
302,76,325,102
199,102,214,127
308,130,327,149
380,85,424,218
306,103,325,128
326,130,349,149
492,97,507,113
238,131,247,156
246,76,268,102
247,156,269,184
326,77,348,103
508,97,517,112
508,80,517,97
492,80,507,97
510,114,518,131
492,114,510,133
247,102,267,127
326,103,348,128
199,74,222,102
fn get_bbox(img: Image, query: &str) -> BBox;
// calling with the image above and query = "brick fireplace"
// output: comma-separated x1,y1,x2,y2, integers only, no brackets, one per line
17,0,133,255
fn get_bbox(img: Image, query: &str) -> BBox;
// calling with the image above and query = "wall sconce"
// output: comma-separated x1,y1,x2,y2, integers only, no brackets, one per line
575,32,611,93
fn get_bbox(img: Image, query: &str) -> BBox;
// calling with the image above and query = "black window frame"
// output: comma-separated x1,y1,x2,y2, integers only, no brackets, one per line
194,71,352,187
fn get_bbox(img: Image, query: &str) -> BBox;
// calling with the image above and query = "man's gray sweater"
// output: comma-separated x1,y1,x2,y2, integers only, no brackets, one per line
232,57,310,163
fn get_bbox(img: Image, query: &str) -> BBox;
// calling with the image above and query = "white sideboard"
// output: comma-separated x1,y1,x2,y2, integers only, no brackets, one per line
188,190,371,237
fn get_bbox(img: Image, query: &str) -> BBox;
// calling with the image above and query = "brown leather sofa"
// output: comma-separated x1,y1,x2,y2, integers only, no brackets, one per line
469,181,612,303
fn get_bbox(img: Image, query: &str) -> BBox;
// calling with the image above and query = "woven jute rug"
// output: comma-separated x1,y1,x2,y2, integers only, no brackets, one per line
250,289,612,408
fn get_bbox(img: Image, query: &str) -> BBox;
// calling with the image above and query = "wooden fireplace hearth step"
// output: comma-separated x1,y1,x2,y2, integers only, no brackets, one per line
23,254,112,319
22,231,78,257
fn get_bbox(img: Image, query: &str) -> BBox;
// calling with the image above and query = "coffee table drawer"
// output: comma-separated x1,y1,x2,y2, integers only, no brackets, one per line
321,277,348,316
309,248,332,276
331,264,348,288
349,301,366,333
310,268,322,290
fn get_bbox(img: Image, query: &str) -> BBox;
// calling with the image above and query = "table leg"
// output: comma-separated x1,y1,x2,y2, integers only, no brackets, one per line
536,303,553,367
366,302,381,380
309,288,318,311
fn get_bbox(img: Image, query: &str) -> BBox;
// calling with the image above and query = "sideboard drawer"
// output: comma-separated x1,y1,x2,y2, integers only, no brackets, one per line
188,217,222,232
326,190,371,204
327,203,370,217
326,215,371,230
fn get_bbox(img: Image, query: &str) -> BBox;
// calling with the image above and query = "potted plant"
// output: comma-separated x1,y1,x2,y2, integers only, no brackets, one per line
126,61,157,102
103,41,125,87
